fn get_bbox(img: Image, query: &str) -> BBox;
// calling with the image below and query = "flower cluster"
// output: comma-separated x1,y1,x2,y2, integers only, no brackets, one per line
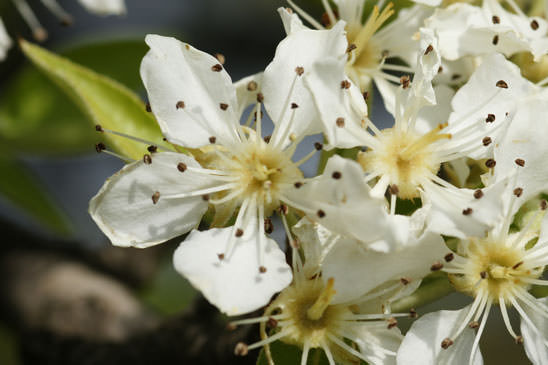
90,0,548,363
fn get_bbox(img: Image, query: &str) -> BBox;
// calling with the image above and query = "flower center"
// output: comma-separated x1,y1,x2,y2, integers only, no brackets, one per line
357,125,450,199
450,239,543,303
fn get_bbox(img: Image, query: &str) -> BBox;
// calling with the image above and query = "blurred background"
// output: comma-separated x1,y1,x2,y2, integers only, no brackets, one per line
0,0,531,364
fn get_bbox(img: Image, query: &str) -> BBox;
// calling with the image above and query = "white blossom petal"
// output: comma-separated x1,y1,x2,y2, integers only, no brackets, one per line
352,326,402,365
277,7,307,35
520,297,548,365
89,152,212,248
79,0,126,15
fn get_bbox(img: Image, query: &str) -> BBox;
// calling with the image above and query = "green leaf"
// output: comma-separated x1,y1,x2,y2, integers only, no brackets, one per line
19,39,171,160
0,154,71,235
256,341,331,365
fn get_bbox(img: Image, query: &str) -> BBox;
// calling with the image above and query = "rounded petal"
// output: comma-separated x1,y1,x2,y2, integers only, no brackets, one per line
173,228,292,315
140,35,241,148
89,152,212,248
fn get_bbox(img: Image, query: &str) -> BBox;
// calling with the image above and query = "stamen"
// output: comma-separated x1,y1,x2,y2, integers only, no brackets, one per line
469,299,492,365
41,0,73,25
97,125,172,152
12,0,48,41
320,0,336,27
354,4,394,61
160,183,236,200
286,0,325,30
499,297,520,341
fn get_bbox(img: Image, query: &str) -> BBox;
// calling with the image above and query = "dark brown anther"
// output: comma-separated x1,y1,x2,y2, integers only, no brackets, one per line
400,277,411,285
279,204,289,215
363,91,369,101
235,228,244,237
176,100,185,109
259,266,267,274
516,336,524,344
531,20,539,30
211,63,223,72
492,35,499,45
341,80,351,89
95,142,106,153
441,338,454,349
424,44,434,55
215,53,226,65
264,218,274,234
400,75,410,89
515,158,525,167
209,136,217,144
431,262,443,271
294,182,303,188
314,142,323,150
247,81,258,91
256,93,264,103
512,261,523,269
143,154,152,164
234,342,249,356
317,209,326,218
482,137,492,146
147,145,158,153
541,200,547,210
60,18,73,27
336,117,345,127
263,135,271,143
496,80,508,88
95,124,104,132
332,171,342,179
217,253,225,261
202,194,210,201
409,308,418,318
220,103,229,110
145,103,152,112
177,162,187,172
438,66,444,74
444,253,454,262
387,317,398,329
451,74,461,80
291,102,299,109
267,317,278,328
226,322,236,331
474,189,484,199
485,159,496,168
389,184,399,195
469,321,480,329
346,43,357,53
513,187,523,197
462,207,473,215
295,66,304,76
485,113,495,123
492,15,500,24
480,271,487,279
152,191,160,204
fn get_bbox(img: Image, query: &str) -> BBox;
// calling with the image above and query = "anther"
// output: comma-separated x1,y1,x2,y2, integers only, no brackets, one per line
147,145,158,153
259,266,267,273
256,93,264,103
217,253,225,261
444,253,454,262
279,204,289,215
485,159,496,168
388,184,399,195
95,124,104,132
317,209,326,218
424,44,433,55
209,136,217,144
400,277,411,285
336,117,345,127
340,80,351,89
513,187,523,197
332,171,342,179
541,200,547,210
492,35,499,45
215,53,225,65
531,20,539,30
202,194,210,201
152,191,160,204
496,80,508,88
462,207,473,215
295,66,304,76
177,162,187,172
263,136,271,143
95,142,106,153
474,189,484,199
143,154,152,164
515,158,525,167
400,75,410,89
431,262,443,271
226,322,236,331
264,218,274,234
346,43,357,53
235,228,244,237
492,15,500,24
512,261,523,269
294,182,303,188
247,81,258,91
409,308,418,318
291,102,299,109
314,142,323,150
219,103,229,110
469,321,480,329
485,114,495,123
363,91,369,101
387,317,398,329
480,271,487,279
515,336,524,344
441,338,454,349
234,342,249,356
211,64,223,72
267,317,278,328
438,66,443,74
176,100,185,109
145,103,152,112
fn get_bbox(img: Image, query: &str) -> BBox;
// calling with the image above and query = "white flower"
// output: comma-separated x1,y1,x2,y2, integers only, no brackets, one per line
0,18,12,61
78,0,126,16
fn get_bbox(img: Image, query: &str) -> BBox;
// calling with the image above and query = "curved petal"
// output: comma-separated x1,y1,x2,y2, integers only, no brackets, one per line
89,152,212,248
351,326,402,365
397,307,483,365
173,227,292,315
520,297,548,365
79,0,126,15
140,35,241,148
278,7,308,35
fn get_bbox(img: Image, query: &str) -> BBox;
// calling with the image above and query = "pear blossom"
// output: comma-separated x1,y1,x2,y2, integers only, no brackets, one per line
0,19,12,61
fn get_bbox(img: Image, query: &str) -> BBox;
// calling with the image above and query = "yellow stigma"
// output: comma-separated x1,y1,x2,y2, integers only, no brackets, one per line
450,239,543,304
358,124,451,199
306,278,337,320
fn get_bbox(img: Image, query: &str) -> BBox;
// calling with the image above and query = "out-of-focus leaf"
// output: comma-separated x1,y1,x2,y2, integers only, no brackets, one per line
0,40,149,155
20,39,170,160
0,154,71,235
256,341,331,365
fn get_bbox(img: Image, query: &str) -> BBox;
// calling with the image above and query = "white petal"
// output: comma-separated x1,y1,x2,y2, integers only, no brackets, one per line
233,72,263,117
89,152,212,248
263,21,348,146
173,227,292,315
0,18,12,61
397,307,483,365
140,35,241,148
520,297,548,365
414,84,455,134
350,326,402,365
79,0,126,15
277,7,308,35
292,217,336,277
333,0,364,27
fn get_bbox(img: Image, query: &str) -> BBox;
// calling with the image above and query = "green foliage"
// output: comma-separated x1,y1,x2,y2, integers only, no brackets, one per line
256,341,331,365
0,323,19,365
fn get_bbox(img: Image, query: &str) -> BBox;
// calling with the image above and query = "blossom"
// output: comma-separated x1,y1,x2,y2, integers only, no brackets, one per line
0,19,12,61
